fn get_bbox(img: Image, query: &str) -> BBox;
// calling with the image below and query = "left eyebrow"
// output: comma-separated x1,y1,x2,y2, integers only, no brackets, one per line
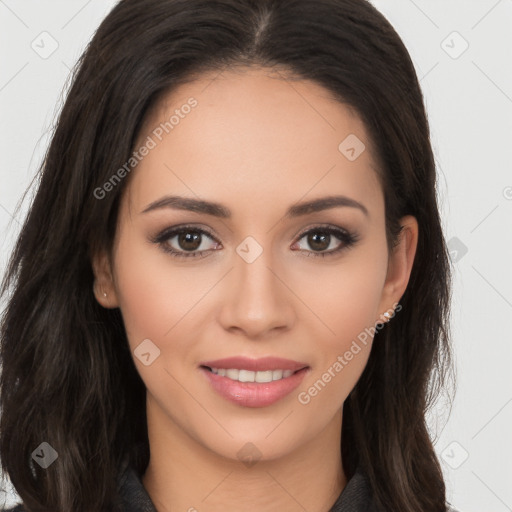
284,195,369,218
140,194,369,218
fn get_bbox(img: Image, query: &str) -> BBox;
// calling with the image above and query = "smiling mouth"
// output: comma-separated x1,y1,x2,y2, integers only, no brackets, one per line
199,360,310,407
201,366,305,383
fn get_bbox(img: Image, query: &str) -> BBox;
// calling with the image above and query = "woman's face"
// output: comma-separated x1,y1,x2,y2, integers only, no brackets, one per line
93,66,417,463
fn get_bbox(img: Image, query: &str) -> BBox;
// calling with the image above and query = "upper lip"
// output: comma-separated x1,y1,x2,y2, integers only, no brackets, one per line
199,356,309,372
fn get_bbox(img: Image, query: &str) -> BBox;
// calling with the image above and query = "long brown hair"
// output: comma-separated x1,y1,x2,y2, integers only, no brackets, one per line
1,0,453,510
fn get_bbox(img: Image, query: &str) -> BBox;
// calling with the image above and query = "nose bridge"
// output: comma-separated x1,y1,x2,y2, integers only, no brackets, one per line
238,240,277,296
235,234,283,309
218,234,294,336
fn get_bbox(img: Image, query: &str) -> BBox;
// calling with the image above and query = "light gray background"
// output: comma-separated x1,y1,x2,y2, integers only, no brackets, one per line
1,1,511,510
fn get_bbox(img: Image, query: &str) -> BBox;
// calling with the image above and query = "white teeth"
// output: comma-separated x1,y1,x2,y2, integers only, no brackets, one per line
239,370,255,382
272,369,283,380
255,370,273,383
225,369,239,380
209,367,298,382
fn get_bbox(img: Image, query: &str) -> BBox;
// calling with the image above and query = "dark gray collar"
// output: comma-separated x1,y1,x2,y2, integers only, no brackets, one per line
117,463,378,511
328,467,379,511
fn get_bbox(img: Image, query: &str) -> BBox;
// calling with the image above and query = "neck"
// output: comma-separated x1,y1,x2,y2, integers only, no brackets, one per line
141,398,346,512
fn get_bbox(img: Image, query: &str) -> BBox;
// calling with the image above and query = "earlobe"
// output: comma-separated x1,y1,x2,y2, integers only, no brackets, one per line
91,249,119,309
378,215,419,319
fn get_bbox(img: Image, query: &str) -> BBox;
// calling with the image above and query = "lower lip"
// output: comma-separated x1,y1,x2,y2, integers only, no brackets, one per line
200,367,309,408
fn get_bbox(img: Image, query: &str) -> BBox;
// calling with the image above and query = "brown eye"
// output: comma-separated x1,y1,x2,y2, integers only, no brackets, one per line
152,226,220,258
292,225,359,258
176,231,202,252
151,224,359,260
306,231,331,251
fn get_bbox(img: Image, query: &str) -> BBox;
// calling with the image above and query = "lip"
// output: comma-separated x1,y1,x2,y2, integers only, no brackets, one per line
199,357,310,408
199,356,308,372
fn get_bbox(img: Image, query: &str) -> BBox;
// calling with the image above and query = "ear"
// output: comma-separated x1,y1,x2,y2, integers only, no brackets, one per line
91,248,119,309
377,215,418,321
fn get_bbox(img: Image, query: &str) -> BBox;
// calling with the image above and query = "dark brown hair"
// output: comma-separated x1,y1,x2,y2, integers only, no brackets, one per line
1,0,453,510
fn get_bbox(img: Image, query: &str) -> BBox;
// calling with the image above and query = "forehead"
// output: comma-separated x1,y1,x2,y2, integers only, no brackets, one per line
125,66,383,218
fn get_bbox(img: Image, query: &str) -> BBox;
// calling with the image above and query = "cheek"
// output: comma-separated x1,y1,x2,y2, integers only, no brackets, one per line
300,245,388,344
296,342,371,424
295,242,388,409
111,232,204,407
111,227,208,346
297,275,379,418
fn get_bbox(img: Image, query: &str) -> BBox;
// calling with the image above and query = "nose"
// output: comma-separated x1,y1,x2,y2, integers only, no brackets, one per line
217,245,296,340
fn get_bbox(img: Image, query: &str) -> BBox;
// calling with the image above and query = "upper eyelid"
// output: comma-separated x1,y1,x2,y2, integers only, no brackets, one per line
154,224,354,252
156,223,351,241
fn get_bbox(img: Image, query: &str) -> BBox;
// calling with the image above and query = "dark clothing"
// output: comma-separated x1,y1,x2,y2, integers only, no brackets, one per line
4,459,461,511
3,462,379,511
116,464,379,512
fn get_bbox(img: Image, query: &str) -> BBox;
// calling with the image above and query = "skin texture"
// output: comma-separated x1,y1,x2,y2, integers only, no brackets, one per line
92,66,418,512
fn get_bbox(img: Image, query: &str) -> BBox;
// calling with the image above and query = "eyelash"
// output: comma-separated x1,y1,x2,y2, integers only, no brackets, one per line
150,224,360,259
